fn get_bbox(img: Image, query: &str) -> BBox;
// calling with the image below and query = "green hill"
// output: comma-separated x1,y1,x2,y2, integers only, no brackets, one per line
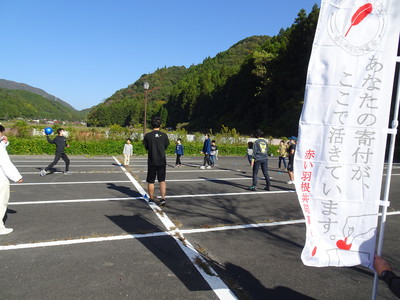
0,88,84,121
88,5,320,136
0,79,75,110
87,35,271,128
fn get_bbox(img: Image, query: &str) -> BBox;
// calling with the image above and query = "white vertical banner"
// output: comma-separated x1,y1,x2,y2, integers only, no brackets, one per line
295,0,400,268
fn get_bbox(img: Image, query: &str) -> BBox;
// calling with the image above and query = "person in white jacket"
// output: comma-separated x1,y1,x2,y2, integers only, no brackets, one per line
0,125,23,235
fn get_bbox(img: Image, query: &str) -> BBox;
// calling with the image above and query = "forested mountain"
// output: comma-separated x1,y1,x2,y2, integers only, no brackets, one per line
0,79,75,110
168,6,320,136
87,66,188,127
87,35,271,127
88,5,320,136
0,88,84,120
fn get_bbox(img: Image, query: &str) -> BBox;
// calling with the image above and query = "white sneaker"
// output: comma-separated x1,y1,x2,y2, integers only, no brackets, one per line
200,166,206,169
0,228,13,235
64,171,71,175
287,180,294,184
206,166,212,169
40,169,47,177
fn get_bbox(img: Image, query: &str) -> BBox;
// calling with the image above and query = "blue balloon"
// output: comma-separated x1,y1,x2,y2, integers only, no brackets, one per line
44,127,53,135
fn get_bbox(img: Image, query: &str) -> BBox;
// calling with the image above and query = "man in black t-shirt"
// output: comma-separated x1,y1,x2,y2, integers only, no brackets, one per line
143,117,170,206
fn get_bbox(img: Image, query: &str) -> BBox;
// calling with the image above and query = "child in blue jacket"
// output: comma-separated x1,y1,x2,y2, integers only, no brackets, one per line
175,138,184,167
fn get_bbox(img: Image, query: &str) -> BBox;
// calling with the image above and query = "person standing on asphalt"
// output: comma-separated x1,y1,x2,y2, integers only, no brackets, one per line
123,138,133,166
40,128,70,176
277,140,288,172
143,116,170,206
200,134,212,169
249,129,271,191
0,125,23,235
287,136,297,184
174,138,184,168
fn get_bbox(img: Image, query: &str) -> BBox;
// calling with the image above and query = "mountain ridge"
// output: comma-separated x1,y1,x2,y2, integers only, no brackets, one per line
0,79,76,110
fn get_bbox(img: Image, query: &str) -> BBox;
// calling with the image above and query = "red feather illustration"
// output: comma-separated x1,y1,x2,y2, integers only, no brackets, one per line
344,3,373,37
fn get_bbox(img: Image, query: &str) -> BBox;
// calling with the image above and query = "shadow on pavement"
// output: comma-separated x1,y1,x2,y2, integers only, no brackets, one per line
3,208,17,224
107,214,212,292
107,183,143,198
214,261,316,300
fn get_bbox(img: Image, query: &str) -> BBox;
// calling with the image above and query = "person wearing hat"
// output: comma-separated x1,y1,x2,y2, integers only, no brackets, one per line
287,136,297,184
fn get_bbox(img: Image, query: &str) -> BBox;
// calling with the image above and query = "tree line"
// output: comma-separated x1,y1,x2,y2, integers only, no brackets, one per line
87,5,320,137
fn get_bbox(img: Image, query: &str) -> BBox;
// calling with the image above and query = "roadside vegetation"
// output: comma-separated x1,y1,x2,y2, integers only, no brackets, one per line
3,120,281,156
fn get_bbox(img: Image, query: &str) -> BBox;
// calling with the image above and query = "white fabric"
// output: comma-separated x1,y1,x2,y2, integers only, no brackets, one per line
0,146,22,183
295,0,400,268
123,144,133,155
0,181,10,228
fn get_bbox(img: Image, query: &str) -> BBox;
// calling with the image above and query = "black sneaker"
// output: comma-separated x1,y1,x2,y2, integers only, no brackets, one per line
248,186,257,191
159,199,166,206
148,198,155,203
264,186,271,191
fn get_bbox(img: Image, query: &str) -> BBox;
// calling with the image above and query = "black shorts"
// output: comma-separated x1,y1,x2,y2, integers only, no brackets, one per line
287,157,294,172
146,165,166,183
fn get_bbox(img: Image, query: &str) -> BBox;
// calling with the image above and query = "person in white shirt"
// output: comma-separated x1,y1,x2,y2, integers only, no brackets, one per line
0,134,9,148
123,138,133,166
0,125,23,235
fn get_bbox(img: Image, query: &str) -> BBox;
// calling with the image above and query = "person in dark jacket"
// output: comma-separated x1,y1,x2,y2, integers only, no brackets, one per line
40,128,70,176
200,134,212,169
143,117,170,206
249,129,271,191
174,138,184,168
374,254,400,298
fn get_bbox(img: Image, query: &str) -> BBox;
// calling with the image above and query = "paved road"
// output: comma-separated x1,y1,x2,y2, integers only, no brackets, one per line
0,155,398,299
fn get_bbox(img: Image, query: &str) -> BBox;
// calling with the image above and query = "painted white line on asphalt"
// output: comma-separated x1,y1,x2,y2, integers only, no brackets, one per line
179,211,400,233
0,232,166,251
8,190,294,206
143,177,251,182
2,211,399,251
13,160,116,163
164,190,295,198
11,180,131,186
180,219,307,234
386,211,400,215
9,197,143,205
133,169,237,173
112,156,238,300
14,165,122,168
20,171,124,175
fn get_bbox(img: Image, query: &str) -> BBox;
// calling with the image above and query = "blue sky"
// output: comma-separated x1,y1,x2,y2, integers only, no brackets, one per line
0,0,319,110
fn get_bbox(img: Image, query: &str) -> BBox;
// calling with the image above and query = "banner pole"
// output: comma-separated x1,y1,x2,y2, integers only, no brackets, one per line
371,55,400,300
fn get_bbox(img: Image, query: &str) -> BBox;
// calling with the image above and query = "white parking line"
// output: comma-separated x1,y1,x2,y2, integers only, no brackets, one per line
165,190,295,198
14,165,122,168
8,190,294,205
2,212,399,251
144,177,251,182
20,171,124,175
11,180,131,186
133,169,238,173
112,156,238,300
9,197,143,205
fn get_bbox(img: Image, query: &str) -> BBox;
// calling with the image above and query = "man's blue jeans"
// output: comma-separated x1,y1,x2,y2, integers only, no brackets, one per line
252,159,270,188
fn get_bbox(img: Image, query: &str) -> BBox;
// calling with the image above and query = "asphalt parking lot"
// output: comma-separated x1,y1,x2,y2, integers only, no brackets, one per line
1,155,399,299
